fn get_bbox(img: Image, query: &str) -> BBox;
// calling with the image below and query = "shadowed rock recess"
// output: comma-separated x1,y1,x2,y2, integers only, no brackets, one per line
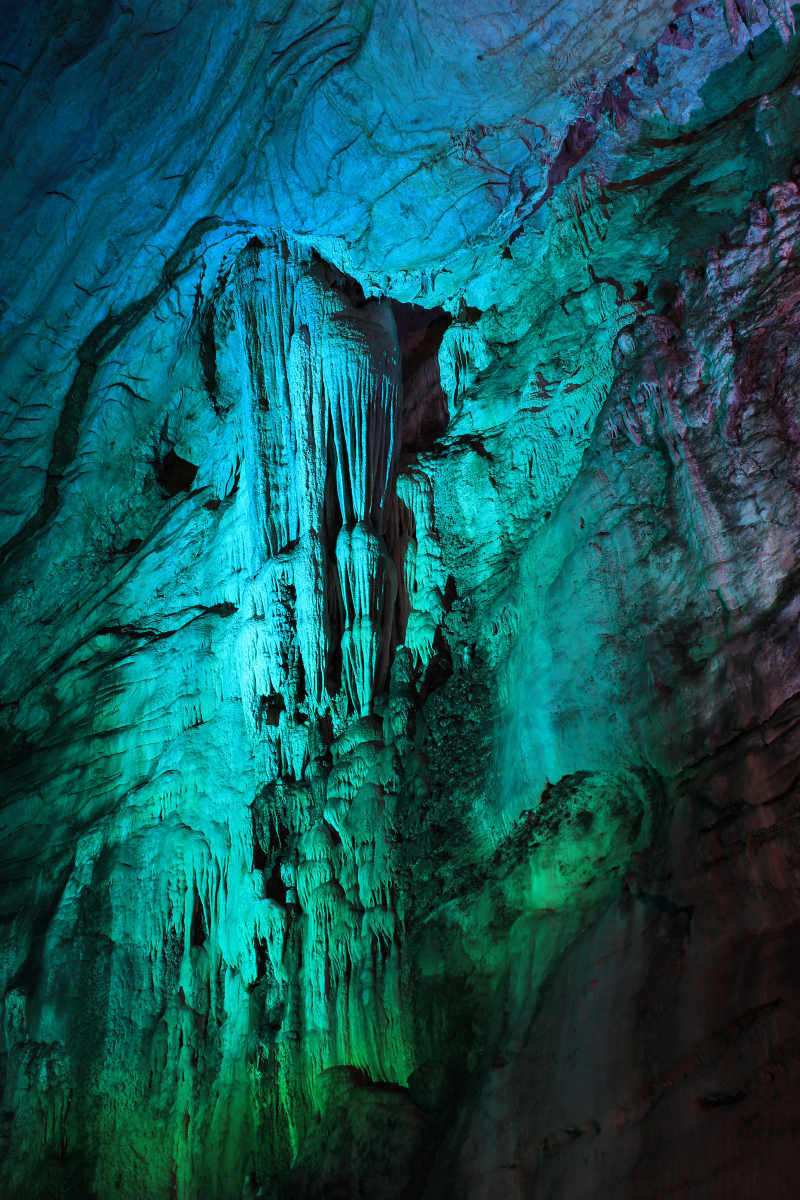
3,1,800,1196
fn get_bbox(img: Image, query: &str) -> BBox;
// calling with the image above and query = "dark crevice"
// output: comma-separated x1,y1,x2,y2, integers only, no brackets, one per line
189,885,206,948
156,448,199,496
264,861,288,905
252,835,267,871
7,854,76,1000
392,301,452,453
198,293,221,415
259,691,286,729
696,1090,747,1109
295,653,307,706
391,494,413,646
323,420,344,698
419,628,453,702
254,937,268,981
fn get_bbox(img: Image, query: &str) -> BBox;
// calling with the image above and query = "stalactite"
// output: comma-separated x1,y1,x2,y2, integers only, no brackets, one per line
394,468,446,665
230,239,402,725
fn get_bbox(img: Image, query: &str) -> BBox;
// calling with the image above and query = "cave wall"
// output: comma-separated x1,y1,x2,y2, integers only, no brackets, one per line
2,2,800,1197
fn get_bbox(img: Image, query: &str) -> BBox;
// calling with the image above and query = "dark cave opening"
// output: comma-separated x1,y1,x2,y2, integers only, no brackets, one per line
156,448,199,496
392,302,452,453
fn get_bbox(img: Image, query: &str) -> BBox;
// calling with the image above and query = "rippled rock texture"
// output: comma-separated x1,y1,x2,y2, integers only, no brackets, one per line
2,2,800,1197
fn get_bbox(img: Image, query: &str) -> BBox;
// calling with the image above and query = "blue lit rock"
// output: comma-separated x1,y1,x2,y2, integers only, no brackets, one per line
2,3,800,1198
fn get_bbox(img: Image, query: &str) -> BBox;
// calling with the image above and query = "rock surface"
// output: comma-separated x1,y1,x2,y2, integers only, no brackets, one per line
2,2,800,1197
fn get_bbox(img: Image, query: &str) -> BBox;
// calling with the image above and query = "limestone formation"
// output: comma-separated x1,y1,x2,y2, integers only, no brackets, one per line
2,3,800,1198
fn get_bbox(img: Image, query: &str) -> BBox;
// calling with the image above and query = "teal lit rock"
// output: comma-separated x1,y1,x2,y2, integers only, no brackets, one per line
2,3,800,1198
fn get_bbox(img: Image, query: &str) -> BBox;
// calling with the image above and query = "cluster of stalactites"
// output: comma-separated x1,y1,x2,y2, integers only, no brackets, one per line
231,239,401,718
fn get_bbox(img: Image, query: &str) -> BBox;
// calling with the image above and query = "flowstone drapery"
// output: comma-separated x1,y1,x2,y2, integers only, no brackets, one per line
0,233,448,1197
230,240,403,730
